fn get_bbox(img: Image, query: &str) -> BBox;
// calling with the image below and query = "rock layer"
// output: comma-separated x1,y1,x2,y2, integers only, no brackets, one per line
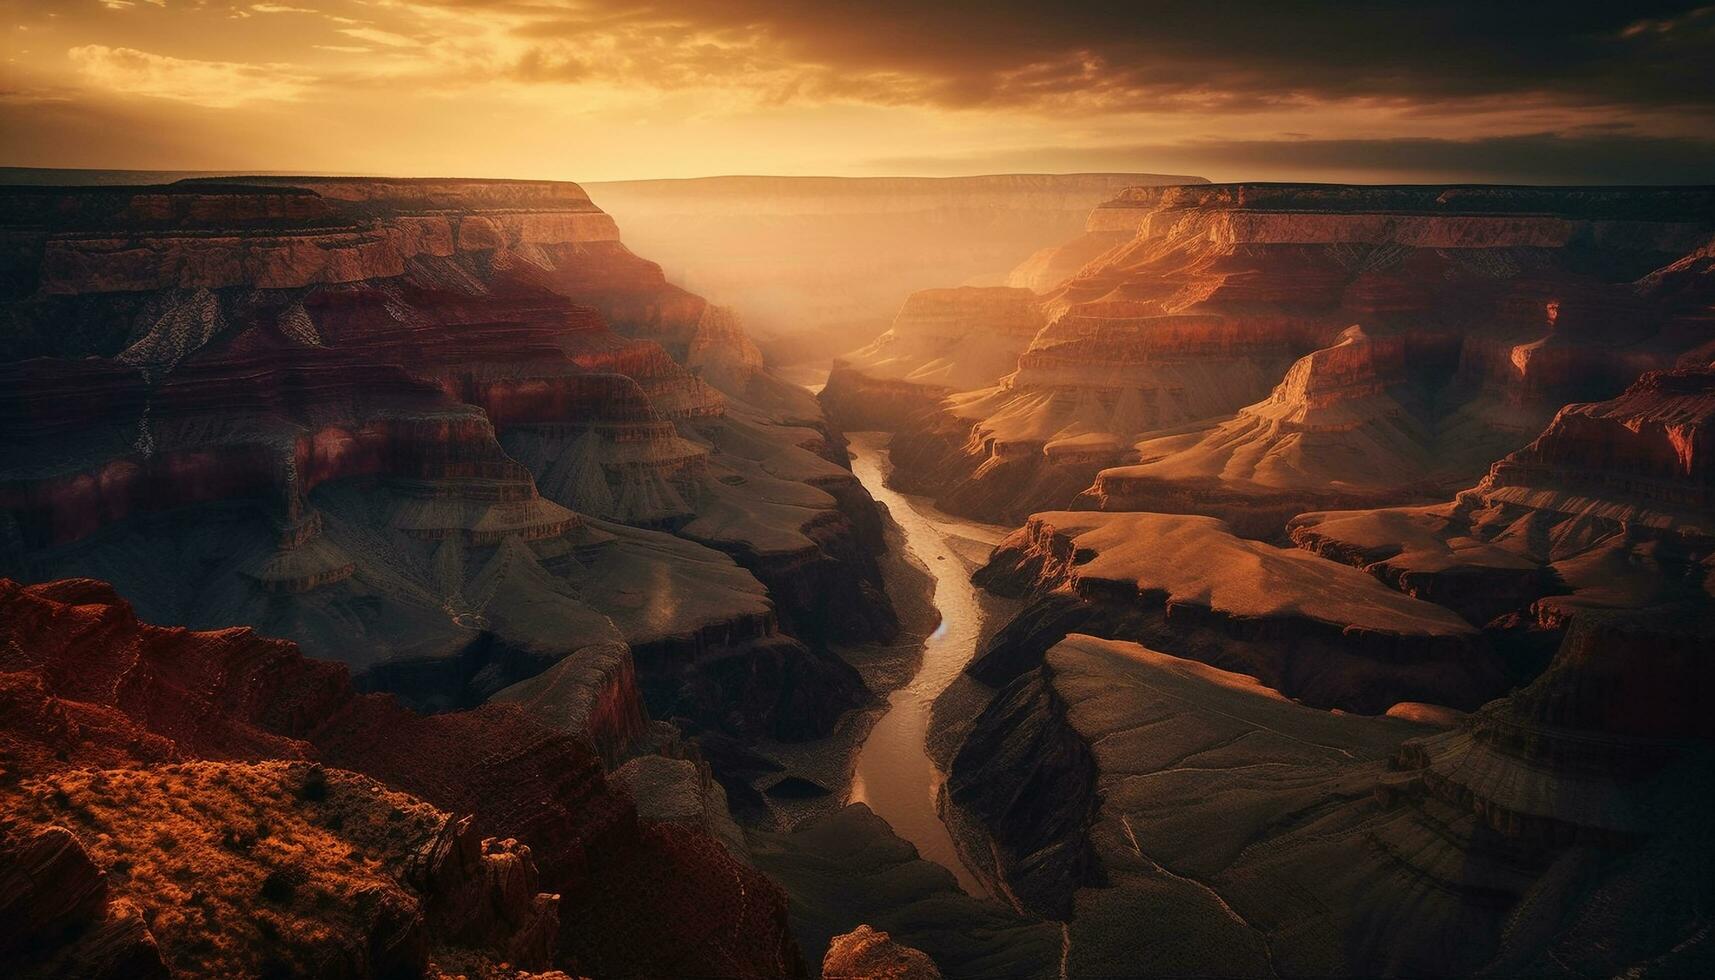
945,628,1714,976
1290,364,1715,632
970,511,1498,713
821,287,1044,431
0,177,893,739
835,183,1715,529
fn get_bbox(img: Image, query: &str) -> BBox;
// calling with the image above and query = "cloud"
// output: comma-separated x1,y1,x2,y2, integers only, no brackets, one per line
864,132,1715,185
401,0,1715,117
336,27,421,49
68,45,310,108
12,0,1713,182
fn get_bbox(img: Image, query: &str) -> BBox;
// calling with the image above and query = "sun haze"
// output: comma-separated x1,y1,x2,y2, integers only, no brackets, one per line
5,0,1714,183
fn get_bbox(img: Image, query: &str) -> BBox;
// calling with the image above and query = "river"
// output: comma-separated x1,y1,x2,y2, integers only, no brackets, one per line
844,430,1008,897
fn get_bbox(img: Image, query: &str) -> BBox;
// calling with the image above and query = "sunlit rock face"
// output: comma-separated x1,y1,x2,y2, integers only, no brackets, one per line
823,925,943,980
944,617,1714,977
969,510,1498,713
0,577,805,979
0,178,889,738
585,173,1206,367
848,183,1715,529
1290,363,1715,635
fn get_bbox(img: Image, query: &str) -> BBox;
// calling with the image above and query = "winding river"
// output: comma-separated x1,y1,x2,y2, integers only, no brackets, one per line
844,431,1007,897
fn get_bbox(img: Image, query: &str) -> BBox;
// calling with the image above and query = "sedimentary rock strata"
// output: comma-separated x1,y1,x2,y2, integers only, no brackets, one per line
1084,325,1495,536
971,511,1498,712
0,177,893,739
1290,364,1715,631
822,287,1045,431
836,184,1715,529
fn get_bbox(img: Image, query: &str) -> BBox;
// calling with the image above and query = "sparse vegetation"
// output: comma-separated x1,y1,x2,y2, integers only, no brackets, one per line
4,761,453,978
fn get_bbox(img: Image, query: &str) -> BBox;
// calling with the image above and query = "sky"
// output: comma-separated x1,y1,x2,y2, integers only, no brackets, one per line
3,0,1714,184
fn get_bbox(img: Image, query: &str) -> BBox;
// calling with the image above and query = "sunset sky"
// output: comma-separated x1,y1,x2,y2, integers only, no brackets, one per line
4,1,1714,183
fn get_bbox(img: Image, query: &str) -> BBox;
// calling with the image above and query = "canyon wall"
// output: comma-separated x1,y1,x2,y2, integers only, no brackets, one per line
910,184,1715,977
831,183,1715,530
1291,363,1715,635
943,621,1713,975
0,178,895,744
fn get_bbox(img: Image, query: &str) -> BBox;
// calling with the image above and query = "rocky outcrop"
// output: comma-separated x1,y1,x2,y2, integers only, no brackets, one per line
490,642,649,767
2,761,559,979
970,512,1499,713
945,627,1714,976
0,827,135,971
1082,326,1493,536
750,803,1060,979
0,177,892,738
844,183,1715,526
611,754,750,861
945,666,1102,918
0,577,805,978
823,925,943,980
1290,364,1715,633
406,814,561,968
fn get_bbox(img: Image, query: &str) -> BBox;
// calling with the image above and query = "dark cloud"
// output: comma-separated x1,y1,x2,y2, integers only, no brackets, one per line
464,0,1715,112
865,132,1715,185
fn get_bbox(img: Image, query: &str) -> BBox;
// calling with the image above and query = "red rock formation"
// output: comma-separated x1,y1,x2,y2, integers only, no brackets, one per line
844,183,1715,527
823,925,943,980
0,827,169,980
1081,326,1479,535
821,287,1044,430
945,622,1715,975
1290,364,1715,632
970,511,1500,712
0,577,805,978
1,177,891,736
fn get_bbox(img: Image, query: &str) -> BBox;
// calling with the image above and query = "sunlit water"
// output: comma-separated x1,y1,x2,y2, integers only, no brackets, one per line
845,431,1005,897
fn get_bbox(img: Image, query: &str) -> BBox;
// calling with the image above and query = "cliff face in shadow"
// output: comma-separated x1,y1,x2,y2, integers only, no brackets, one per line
943,618,1714,977
0,177,895,740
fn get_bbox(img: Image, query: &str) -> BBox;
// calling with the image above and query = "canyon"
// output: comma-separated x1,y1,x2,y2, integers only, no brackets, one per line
830,184,1715,529
3,171,1712,980
825,181,1715,976
585,174,1204,370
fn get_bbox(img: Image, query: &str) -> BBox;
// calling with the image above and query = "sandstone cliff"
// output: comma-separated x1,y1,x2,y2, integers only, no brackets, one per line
1290,364,1715,633
821,286,1046,430
969,511,1498,713
0,177,894,742
839,183,1715,529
